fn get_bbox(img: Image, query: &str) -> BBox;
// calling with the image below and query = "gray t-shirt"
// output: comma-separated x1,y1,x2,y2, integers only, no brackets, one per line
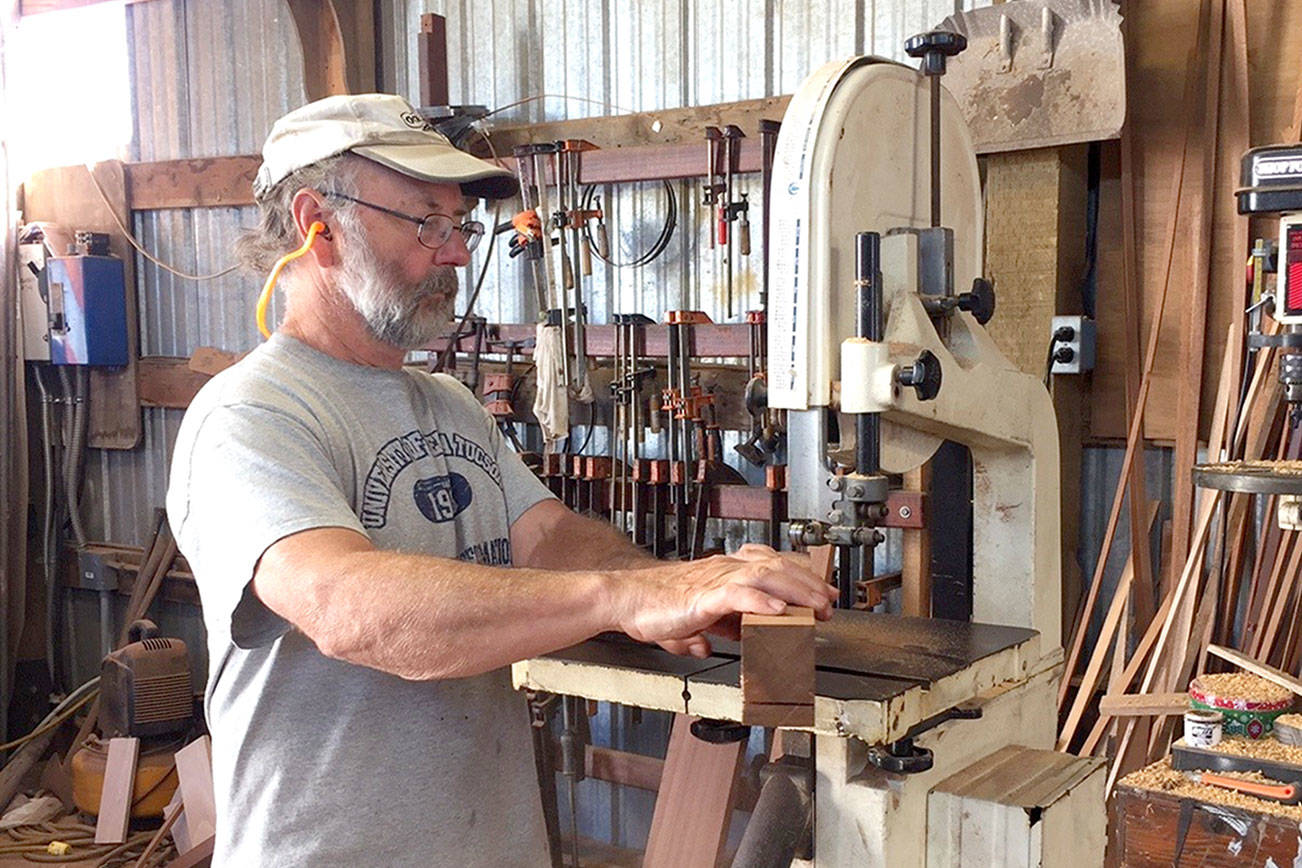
166,333,554,867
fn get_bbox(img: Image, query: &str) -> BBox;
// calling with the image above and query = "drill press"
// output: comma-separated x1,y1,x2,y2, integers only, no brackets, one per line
1193,145,1302,527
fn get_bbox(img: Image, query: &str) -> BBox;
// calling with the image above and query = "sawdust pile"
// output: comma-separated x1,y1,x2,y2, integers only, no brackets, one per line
1201,459,1302,476
1191,673,1294,705
1199,735,1302,764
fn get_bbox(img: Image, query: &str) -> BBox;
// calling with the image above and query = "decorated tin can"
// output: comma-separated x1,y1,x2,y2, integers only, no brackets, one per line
1189,674,1293,739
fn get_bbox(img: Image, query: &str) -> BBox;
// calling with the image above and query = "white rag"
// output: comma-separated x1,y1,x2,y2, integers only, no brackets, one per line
532,323,569,447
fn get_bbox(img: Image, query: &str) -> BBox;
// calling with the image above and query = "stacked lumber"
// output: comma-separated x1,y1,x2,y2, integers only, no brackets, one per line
1055,0,1302,790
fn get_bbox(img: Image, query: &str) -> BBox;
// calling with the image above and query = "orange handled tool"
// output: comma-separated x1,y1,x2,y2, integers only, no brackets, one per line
1190,772,1299,803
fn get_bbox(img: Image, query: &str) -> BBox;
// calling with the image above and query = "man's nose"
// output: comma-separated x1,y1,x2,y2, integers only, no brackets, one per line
434,231,472,268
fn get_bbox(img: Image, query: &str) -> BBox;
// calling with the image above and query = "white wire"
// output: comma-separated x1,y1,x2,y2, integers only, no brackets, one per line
481,92,650,122
83,163,240,281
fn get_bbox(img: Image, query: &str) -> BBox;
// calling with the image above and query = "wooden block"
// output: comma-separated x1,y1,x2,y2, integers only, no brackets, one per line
741,703,815,728
1098,693,1190,717
741,606,814,727
174,736,216,851
808,545,835,583
643,714,744,868
94,736,139,844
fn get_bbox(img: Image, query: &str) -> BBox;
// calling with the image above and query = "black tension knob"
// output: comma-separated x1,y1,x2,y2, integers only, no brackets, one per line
904,30,968,77
867,739,935,774
690,718,751,744
896,350,942,401
957,278,996,325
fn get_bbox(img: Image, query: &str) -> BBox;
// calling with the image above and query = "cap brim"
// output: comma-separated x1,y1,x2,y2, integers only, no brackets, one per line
352,143,519,200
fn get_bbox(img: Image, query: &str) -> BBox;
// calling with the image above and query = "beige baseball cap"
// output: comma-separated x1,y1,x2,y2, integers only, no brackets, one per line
253,93,517,200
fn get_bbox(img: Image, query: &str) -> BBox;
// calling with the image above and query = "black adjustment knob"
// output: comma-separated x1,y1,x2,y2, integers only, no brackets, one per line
896,349,942,401
904,30,968,76
957,277,996,325
867,739,934,774
690,718,751,744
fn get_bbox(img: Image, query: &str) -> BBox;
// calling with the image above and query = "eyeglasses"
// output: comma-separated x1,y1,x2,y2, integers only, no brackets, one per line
322,192,485,253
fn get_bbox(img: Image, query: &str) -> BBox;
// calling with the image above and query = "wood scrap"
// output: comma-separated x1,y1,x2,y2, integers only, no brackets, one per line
1166,0,1223,637
901,465,931,618
94,737,140,845
1098,693,1191,716
643,714,744,868
174,736,216,851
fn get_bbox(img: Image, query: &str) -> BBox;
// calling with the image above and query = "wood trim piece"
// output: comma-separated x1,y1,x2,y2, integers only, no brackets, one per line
643,714,744,868
94,737,139,844
1097,693,1189,716
174,736,216,851
1057,503,1158,750
1167,0,1225,606
125,157,261,210
475,96,791,153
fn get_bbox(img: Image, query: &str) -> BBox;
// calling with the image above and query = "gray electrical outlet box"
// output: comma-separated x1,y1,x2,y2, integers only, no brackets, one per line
76,548,120,591
1050,315,1096,375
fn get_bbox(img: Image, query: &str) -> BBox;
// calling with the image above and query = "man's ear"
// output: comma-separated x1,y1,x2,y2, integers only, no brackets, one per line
290,189,338,268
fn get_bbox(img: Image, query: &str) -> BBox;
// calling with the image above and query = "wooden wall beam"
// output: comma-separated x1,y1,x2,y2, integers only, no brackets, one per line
417,13,449,107
125,157,260,210
285,0,375,101
475,96,791,154
982,145,1087,637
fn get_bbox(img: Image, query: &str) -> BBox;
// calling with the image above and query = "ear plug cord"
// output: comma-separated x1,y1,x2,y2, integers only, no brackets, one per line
257,220,327,338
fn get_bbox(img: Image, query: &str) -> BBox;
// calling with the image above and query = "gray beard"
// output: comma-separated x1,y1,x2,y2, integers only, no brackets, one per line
336,241,459,350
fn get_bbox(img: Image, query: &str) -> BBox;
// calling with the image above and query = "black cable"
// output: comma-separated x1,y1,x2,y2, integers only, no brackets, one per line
581,181,676,268
435,125,507,374
1043,325,1077,388
574,400,598,455
1042,334,1059,389
1079,141,1101,320
433,202,501,374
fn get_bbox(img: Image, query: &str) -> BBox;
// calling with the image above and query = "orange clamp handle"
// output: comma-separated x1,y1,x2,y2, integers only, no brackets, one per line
1200,773,1298,802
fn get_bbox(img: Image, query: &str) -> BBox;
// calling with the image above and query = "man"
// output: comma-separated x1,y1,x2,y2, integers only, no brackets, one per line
167,93,833,867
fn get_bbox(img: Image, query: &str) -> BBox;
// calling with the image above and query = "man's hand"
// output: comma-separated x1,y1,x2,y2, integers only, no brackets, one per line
617,543,836,658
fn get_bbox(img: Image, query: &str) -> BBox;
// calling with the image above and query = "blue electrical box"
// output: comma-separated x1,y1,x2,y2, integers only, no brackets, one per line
44,255,128,366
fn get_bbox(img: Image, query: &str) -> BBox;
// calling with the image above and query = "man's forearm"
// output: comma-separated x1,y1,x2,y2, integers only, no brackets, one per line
512,500,658,570
280,544,637,680
256,523,837,684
